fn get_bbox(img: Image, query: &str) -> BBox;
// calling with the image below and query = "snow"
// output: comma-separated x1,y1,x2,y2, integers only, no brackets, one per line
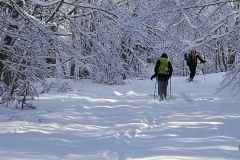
30,0,62,7
1,72,240,160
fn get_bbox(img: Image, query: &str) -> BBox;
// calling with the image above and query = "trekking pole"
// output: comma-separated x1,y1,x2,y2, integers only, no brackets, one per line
202,63,206,82
170,77,172,99
204,63,206,82
204,64,205,82
154,79,157,99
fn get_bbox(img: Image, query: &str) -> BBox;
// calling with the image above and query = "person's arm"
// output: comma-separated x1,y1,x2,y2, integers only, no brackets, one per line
154,60,160,75
196,55,206,63
151,60,160,80
168,61,173,77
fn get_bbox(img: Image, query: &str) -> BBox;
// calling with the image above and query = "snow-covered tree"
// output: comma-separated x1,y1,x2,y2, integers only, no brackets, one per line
0,0,240,105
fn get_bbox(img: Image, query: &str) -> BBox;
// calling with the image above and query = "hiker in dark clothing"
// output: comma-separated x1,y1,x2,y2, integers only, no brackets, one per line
151,53,173,100
185,50,206,81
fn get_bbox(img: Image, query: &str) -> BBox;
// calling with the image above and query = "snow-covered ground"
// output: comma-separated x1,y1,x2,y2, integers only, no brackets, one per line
0,72,240,160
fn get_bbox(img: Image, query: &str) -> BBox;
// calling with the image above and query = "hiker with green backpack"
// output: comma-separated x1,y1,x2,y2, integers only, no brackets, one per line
151,53,173,101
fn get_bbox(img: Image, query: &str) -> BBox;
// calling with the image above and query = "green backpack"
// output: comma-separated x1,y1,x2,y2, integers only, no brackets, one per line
158,58,169,74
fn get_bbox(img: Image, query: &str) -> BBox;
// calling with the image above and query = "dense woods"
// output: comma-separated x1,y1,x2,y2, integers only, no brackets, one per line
0,0,239,103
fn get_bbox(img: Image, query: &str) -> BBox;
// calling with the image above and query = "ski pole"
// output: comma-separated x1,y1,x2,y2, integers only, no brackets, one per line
170,77,172,99
204,64,205,82
154,79,157,99
202,62,206,82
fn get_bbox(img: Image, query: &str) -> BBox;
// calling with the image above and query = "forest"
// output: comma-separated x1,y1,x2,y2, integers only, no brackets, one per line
0,0,240,104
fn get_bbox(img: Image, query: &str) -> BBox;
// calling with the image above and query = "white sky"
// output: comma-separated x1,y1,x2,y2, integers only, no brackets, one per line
0,72,240,160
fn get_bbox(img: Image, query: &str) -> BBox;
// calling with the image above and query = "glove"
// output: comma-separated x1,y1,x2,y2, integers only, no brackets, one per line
151,74,156,81
150,75,154,81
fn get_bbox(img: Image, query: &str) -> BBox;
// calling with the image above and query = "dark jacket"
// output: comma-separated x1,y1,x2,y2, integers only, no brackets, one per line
186,51,206,66
151,54,173,81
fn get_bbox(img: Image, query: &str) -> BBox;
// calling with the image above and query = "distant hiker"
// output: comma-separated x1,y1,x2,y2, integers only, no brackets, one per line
151,53,173,101
184,49,206,81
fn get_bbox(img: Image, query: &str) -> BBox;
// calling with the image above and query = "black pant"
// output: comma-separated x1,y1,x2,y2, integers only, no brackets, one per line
189,65,196,79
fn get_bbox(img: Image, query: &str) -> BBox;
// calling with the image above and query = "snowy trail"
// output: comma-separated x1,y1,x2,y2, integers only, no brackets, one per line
0,73,240,160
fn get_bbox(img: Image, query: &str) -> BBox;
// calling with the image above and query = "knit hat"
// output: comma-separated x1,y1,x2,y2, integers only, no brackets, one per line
161,53,168,58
